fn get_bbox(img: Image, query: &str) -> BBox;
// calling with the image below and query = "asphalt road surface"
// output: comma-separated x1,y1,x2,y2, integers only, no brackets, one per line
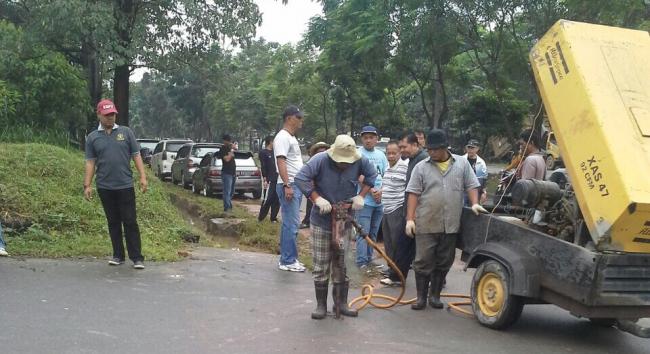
1,248,648,354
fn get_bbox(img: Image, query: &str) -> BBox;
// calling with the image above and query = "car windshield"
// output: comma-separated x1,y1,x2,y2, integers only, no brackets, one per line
166,143,186,152
192,147,219,158
139,142,157,150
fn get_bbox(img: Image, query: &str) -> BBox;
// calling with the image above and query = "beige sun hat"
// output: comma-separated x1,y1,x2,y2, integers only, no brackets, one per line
309,141,330,156
327,135,361,163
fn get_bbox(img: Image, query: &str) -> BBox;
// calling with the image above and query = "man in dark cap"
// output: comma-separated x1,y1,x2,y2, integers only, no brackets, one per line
274,105,306,272
405,129,487,310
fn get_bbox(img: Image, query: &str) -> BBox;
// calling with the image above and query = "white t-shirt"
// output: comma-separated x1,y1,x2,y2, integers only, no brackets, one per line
274,129,303,184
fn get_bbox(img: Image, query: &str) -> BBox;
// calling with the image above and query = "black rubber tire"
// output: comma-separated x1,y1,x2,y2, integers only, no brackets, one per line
588,318,617,327
158,168,165,181
471,260,524,330
182,174,191,189
252,190,262,199
202,183,212,198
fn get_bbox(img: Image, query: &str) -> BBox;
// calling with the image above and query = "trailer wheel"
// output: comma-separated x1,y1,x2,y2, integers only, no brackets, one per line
471,260,524,329
588,318,617,327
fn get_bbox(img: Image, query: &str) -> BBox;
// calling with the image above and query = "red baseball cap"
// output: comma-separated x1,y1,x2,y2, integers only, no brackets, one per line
96,99,118,115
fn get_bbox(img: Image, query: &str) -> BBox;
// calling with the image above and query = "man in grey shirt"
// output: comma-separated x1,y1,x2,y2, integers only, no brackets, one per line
405,129,486,310
516,129,547,180
84,99,148,269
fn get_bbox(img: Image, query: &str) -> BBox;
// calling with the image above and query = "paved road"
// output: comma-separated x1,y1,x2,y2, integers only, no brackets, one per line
1,248,648,354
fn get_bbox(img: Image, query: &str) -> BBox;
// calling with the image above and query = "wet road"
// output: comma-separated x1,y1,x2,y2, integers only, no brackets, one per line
1,247,648,353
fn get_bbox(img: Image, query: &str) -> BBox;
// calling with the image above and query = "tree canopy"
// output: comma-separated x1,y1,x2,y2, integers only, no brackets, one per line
1,0,648,156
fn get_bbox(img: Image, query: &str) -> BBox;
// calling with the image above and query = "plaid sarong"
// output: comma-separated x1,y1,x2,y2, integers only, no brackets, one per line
311,224,348,282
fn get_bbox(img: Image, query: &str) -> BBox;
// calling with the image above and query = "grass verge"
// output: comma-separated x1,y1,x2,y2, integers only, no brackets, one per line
0,143,196,261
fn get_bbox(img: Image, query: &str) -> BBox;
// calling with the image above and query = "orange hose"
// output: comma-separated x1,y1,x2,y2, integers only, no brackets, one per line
348,233,475,317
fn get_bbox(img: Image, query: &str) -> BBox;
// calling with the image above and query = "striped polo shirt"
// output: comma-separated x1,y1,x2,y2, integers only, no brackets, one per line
381,158,409,214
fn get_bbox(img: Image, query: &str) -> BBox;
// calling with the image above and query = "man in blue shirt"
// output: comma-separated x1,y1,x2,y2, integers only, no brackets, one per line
355,125,389,270
295,135,377,320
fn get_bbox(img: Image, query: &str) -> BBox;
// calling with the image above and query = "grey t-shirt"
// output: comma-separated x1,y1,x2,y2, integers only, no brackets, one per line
406,154,480,234
519,152,546,180
85,125,140,190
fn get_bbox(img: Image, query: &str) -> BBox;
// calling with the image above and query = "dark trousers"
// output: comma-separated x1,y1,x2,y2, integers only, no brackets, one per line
387,226,416,282
302,199,313,225
258,179,280,221
97,187,143,262
413,233,456,276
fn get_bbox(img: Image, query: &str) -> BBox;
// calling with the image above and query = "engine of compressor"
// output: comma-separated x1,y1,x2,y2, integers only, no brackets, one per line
509,170,594,249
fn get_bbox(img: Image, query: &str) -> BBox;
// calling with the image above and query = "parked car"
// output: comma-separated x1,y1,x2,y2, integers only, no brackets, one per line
192,150,263,199
170,142,221,188
151,139,193,180
137,138,159,167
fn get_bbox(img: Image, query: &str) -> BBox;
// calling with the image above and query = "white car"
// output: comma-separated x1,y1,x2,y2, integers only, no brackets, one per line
151,139,192,180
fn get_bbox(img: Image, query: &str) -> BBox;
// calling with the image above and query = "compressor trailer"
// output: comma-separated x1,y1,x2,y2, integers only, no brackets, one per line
458,20,650,337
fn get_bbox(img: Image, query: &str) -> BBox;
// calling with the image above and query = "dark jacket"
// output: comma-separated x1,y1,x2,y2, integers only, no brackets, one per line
259,148,278,182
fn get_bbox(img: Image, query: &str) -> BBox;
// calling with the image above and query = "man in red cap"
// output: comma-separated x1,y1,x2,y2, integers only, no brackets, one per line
84,99,148,269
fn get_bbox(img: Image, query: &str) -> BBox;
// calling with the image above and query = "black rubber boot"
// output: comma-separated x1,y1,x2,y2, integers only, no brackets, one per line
411,273,429,310
333,281,358,317
428,271,444,309
311,281,328,319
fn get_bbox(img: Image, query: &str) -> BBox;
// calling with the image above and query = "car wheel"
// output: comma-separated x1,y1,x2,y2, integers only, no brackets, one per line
202,183,211,197
471,260,524,330
252,190,262,199
545,155,557,170
158,167,165,181
182,174,190,189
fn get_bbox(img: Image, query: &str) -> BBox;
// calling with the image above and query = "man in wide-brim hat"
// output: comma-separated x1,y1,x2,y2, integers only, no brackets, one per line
294,135,378,320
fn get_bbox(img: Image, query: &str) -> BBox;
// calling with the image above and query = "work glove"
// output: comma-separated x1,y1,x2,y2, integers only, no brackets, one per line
471,204,488,216
314,196,332,214
405,220,416,238
351,195,365,210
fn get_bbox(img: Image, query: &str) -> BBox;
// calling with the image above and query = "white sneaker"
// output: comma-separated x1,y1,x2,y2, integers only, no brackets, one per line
380,277,401,287
0,248,8,257
278,261,305,272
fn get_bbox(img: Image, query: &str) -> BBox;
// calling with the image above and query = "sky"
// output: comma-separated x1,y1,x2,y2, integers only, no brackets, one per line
131,0,322,81
255,0,323,44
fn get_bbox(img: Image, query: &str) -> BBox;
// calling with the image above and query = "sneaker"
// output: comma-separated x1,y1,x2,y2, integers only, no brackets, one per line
133,261,145,269
369,260,385,269
0,248,8,257
278,261,305,272
359,264,372,273
380,277,402,287
108,258,124,266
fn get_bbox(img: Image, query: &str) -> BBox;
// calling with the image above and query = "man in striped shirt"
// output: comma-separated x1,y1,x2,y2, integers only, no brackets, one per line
379,141,409,286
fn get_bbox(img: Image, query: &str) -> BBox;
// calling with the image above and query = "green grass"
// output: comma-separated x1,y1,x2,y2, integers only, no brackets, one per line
159,183,282,254
0,124,75,148
0,143,195,261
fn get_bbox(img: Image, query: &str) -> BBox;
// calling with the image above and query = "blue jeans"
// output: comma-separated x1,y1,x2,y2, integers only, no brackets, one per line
276,184,303,265
356,204,384,267
0,223,5,248
222,173,236,211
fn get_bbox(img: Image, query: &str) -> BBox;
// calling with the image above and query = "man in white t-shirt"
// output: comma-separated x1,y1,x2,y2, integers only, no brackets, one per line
274,105,306,272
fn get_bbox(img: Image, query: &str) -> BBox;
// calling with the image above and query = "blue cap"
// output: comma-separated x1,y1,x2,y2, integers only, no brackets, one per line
360,125,379,136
